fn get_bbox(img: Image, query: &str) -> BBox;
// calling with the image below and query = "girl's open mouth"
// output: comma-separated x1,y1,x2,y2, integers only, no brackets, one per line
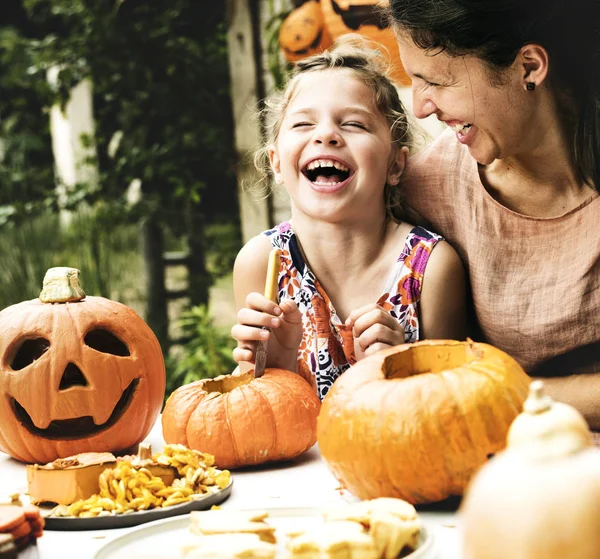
302,158,354,189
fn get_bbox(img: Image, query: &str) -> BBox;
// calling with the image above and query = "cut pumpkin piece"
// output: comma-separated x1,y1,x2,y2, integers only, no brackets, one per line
286,519,378,559
324,498,422,558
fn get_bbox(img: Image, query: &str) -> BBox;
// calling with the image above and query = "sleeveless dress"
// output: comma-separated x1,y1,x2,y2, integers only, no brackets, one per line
264,221,442,399
403,130,600,375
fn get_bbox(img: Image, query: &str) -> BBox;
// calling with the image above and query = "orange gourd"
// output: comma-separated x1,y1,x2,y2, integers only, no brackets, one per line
0,267,166,464
321,0,411,85
162,368,321,469
279,1,334,62
317,339,531,504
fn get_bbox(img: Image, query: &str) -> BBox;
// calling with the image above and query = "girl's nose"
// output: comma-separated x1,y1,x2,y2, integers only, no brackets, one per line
412,88,438,120
313,123,343,146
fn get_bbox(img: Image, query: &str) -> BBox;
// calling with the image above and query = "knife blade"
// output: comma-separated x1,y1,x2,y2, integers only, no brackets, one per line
254,248,281,379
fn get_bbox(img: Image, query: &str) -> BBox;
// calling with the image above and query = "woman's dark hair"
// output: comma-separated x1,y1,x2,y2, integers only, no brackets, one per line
388,0,600,191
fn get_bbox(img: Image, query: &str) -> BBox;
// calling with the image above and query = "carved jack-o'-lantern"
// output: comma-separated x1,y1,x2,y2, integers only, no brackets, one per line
321,0,411,85
279,1,334,62
0,267,166,464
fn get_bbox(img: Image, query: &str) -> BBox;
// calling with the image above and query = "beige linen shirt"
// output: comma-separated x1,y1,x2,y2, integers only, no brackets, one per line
403,131,600,374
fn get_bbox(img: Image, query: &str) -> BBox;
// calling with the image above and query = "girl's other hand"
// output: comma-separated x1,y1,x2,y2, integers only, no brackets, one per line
346,304,404,359
231,294,303,370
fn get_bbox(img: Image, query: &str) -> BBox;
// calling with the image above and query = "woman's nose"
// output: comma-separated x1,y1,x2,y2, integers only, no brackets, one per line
412,88,438,120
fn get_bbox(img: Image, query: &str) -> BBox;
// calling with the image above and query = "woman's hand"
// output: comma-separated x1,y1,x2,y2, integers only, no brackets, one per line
346,304,404,359
231,293,303,371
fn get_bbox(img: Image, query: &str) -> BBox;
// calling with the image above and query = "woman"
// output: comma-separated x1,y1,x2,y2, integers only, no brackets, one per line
388,0,600,426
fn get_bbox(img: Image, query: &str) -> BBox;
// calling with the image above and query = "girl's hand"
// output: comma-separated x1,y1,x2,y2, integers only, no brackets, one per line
346,304,404,359
231,293,303,371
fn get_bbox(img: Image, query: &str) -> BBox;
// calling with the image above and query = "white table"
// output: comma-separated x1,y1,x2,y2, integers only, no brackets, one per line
0,421,461,558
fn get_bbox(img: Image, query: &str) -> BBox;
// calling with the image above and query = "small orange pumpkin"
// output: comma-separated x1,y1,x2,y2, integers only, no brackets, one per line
162,368,321,469
317,340,531,504
0,267,166,464
321,0,411,85
279,1,334,62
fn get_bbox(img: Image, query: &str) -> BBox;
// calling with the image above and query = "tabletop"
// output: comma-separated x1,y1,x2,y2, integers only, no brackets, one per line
0,420,462,559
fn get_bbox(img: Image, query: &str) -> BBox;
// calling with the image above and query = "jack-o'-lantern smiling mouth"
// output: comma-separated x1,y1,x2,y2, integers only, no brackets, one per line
302,158,354,186
10,378,139,440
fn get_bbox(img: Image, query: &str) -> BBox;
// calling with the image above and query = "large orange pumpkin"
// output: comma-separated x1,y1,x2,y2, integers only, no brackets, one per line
162,368,321,469
317,340,531,504
321,0,411,85
0,267,166,464
279,1,334,62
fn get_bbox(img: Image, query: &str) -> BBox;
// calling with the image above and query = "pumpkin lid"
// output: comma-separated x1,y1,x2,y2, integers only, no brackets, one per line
39,267,86,304
507,380,592,460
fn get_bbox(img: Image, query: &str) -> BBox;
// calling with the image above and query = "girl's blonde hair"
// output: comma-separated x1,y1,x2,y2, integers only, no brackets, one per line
254,35,412,221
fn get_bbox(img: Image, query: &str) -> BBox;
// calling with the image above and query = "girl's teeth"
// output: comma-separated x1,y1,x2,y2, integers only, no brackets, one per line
306,159,349,172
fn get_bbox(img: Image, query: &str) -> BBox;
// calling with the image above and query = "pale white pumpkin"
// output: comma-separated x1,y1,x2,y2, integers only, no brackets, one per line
461,380,600,559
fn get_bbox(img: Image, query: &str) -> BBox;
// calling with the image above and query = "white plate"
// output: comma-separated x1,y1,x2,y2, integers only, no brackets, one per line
94,506,436,559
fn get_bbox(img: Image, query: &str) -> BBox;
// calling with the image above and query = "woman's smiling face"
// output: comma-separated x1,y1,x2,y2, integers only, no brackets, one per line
269,68,403,224
396,33,542,166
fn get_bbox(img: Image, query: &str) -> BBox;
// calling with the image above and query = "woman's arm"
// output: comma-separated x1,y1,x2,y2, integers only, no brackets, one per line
534,373,600,430
419,240,468,340
531,342,600,429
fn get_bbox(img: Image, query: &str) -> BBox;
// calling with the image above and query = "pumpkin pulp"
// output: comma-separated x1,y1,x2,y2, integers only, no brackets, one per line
200,371,254,394
382,344,477,380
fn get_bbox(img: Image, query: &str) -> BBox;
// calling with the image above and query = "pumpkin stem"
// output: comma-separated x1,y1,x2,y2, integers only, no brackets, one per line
523,380,553,414
39,267,86,303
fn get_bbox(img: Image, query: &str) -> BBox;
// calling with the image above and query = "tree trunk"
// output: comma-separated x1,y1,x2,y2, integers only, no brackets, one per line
187,204,210,307
141,216,169,354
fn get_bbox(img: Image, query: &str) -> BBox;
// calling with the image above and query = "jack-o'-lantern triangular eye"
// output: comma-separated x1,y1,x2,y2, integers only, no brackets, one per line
84,329,130,356
11,338,50,371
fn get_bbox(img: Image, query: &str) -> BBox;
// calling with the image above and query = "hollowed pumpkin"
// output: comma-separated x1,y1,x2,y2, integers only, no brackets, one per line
161,368,321,469
0,267,166,464
317,339,531,504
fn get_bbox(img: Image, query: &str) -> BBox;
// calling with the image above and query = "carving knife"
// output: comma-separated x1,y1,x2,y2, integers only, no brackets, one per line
254,248,281,379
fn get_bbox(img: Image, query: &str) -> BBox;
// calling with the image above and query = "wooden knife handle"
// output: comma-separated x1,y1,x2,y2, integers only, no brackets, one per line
264,248,281,303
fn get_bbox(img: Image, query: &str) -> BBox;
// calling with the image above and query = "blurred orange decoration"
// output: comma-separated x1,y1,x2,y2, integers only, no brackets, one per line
279,1,333,62
279,0,411,86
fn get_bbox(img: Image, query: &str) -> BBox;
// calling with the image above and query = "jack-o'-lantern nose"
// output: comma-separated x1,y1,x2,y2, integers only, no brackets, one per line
59,363,88,390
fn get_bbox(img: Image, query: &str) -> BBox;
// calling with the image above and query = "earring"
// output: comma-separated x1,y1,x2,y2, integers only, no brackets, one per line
274,175,282,184
526,82,536,91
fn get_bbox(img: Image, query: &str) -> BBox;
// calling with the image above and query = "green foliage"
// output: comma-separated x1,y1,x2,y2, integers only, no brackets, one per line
0,206,142,311
0,22,56,221
19,0,240,232
165,305,237,398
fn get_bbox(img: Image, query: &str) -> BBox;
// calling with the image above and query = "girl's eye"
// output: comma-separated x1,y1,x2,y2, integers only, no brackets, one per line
291,122,312,128
344,122,366,129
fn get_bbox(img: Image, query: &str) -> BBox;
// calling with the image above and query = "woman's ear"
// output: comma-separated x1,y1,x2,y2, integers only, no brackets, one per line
268,145,283,184
517,43,549,90
387,146,409,186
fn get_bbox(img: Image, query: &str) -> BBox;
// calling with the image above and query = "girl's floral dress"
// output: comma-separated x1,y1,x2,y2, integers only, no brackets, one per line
264,222,442,400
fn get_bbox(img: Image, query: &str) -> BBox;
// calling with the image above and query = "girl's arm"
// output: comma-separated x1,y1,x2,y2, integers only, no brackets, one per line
419,240,468,340
231,234,302,372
